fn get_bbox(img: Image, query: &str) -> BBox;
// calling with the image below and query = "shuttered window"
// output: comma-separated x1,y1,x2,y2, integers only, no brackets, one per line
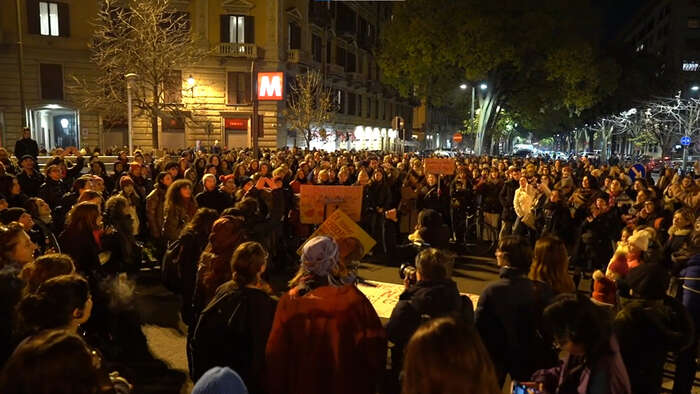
220,15,254,44
227,72,251,105
40,63,63,100
28,1,70,37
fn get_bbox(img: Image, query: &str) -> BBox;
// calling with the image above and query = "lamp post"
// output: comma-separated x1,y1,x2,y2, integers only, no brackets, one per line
125,73,138,156
460,82,487,153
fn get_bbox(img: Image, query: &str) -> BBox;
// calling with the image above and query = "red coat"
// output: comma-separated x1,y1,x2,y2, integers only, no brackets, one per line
265,284,386,394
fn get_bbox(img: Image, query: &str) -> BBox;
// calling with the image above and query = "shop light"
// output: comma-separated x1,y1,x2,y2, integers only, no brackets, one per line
365,126,373,140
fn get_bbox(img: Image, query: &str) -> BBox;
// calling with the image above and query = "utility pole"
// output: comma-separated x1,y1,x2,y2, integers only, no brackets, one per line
251,60,259,159
15,0,26,127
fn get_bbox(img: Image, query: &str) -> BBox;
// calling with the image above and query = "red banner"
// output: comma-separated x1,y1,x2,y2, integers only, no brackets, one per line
225,118,247,130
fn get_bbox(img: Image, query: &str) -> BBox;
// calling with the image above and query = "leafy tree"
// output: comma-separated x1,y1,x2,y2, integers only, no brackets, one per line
378,0,618,154
282,70,337,148
70,0,208,149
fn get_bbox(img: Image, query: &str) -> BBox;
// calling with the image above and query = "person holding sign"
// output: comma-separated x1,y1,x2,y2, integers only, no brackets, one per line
366,169,392,255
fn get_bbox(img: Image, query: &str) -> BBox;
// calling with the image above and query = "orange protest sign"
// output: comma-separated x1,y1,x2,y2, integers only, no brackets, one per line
423,158,456,175
297,209,376,259
299,185,363,224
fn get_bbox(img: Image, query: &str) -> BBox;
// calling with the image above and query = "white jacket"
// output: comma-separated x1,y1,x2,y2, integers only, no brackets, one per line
513,184,539,228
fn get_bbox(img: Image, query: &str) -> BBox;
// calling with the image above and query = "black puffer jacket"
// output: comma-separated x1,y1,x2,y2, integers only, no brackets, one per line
38,178,69,210
499,179,519,222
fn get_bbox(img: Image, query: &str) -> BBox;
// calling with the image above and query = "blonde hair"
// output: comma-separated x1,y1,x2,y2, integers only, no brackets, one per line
529,235,575,294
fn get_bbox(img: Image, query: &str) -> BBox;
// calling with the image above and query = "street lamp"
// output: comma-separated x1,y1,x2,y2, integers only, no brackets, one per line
459,84,467,90
692,85,699,92
480,83,488,91
187,75,196,97
124,73,138,156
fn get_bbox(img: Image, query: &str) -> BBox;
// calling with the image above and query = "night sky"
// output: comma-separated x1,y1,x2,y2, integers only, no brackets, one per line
600,0,648,39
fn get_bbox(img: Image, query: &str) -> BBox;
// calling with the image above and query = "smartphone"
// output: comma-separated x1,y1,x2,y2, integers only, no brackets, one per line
511,382,541,394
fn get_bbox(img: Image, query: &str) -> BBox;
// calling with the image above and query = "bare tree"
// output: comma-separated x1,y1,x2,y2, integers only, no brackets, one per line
283,70,337,148
70,0,209,149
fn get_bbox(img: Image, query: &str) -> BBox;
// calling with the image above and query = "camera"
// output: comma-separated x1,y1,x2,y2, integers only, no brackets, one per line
399,263,417,284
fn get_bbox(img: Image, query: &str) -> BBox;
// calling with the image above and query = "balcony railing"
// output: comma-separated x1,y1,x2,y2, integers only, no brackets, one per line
287,49,309,64
216,43,258,58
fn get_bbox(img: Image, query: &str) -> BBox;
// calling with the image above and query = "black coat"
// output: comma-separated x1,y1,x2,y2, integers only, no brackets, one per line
190,282,277,393
14,138,39,160
499,180,519,222
58,228,102,279
17,170,44,198
38,178,68,210
614,296,693,394
179,230,212,326
195,189,232,213
538,200,572,241
475,267,556,383
387,279,472,350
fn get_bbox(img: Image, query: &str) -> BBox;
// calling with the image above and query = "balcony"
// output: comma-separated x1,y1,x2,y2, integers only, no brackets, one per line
287,49,309,64
215,43,259,58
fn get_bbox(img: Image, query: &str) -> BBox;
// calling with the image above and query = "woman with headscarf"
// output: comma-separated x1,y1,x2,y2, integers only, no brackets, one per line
266,236,386,394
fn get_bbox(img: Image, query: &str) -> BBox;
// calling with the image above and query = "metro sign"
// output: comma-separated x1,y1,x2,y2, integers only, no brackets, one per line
257,72,284,101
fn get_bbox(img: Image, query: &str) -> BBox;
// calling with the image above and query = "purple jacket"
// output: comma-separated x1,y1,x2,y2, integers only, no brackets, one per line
533,336,631,394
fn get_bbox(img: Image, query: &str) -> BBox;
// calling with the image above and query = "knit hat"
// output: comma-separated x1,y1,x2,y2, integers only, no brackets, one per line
0,207,27,224
626,264,669,300
192,367,248,394
627,231,649,252
20,154,34,163
219,174,236,184
301,236,339,277
607,254,629,278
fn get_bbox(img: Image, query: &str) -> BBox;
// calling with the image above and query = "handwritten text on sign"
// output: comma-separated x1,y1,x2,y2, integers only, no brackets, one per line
299,185,363,224
297,209,376,258
424,158,456,175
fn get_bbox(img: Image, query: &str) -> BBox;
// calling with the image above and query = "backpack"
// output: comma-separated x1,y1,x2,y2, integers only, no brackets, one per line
189,288,252,381
161,238,183,293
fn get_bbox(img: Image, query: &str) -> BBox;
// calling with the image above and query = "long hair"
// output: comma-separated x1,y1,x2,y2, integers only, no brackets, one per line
402,317,500,394
231,241,270,291
164,179,195,215
65,203,101,234
17,274,90,335
0,330,104,394
529,235,575,294
0,222,27,267
181,207,219,238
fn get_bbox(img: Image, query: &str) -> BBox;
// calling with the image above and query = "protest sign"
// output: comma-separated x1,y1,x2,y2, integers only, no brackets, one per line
357,280,479,319
299,185,363,224
298,209,375,258
424,158,456,175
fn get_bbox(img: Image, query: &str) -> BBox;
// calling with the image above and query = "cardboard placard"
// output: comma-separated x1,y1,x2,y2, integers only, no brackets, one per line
297,209,376,259
357,280,479,319
300,185,363,224
424,158,456,175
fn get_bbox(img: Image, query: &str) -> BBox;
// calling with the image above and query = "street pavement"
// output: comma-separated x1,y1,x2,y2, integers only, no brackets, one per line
126,243,698,394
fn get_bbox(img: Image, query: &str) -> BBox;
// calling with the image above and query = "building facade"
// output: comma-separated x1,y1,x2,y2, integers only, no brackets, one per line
0,0,413,153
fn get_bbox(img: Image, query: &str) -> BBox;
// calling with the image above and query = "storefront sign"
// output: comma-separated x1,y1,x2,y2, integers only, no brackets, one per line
297,209,376,259
299,185,363,224
257,72,284,101
424,158,456,175
225,118,248,130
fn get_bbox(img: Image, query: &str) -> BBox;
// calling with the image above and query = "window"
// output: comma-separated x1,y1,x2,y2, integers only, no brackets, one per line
40,63,63,100
289,23,301,50
164,70,182,104
220,15,254,44
347,92,356,115
689,17,700,29
347,51,356,73
40,2,58,36
334,89,345,114
336,45,345,67
227,72,251,105
28,1,69,37
312,34,322,62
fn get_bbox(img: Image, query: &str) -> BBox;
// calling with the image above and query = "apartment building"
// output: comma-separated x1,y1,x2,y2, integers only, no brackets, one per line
0,0,414,152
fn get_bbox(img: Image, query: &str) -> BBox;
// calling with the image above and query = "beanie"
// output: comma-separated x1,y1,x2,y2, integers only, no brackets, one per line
0,207,27,224
192,367,248,394
627,231,649,252
626,264,669,300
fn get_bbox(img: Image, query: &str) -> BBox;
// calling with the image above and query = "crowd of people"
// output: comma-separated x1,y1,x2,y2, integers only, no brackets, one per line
0,137,699,394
